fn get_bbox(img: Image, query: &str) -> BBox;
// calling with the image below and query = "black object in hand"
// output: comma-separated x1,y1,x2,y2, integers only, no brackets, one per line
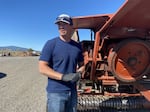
62,72,81,82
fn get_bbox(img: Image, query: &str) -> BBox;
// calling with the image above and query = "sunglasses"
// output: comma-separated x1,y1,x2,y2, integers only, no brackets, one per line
56,17,72,25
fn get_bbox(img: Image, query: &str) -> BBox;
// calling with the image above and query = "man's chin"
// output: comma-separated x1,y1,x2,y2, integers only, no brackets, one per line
60,32,67,35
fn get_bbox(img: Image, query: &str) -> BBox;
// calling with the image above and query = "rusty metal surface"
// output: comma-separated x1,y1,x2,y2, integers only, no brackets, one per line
134,79,150,102
101,0,150,38
108,39,150,82
74,0,150,110
72,14,113,31
72,0,150,39
90,32,101,80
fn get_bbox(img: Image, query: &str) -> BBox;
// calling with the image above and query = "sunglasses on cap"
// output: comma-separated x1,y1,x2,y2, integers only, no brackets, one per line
55,17,73,25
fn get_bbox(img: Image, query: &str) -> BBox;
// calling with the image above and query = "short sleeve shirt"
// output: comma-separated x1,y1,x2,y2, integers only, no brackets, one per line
39,37,84,92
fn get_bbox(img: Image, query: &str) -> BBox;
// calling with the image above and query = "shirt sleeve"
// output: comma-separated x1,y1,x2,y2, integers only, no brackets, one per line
39,39,55,63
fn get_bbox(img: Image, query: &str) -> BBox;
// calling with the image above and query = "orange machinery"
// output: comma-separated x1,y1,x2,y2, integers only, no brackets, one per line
72,0,150,111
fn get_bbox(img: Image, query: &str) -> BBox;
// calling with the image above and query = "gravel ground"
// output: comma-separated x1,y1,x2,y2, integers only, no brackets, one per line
0,56,47,112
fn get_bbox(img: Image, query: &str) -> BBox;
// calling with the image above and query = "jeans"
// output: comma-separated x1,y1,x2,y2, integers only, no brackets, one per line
47,91,77,112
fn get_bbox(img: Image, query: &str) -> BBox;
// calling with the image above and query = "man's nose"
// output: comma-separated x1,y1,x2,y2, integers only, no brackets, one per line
59,25,65,29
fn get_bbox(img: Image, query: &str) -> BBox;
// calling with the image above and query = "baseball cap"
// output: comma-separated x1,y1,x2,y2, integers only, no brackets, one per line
55,14,73,25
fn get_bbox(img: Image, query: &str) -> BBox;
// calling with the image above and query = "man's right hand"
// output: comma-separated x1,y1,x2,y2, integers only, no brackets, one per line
61,72,81,83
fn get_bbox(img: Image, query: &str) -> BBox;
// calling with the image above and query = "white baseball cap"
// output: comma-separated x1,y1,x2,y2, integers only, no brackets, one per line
55,14,73,25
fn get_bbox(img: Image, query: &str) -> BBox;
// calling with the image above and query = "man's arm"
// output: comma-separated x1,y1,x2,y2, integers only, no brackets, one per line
76,61,85,78
39,60,81,82
39,60,62,80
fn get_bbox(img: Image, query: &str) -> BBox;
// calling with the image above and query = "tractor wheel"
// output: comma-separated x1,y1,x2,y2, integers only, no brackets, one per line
108,38,150,82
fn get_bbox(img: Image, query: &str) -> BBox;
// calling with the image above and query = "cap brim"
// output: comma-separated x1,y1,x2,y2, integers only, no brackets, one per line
55,20,70,24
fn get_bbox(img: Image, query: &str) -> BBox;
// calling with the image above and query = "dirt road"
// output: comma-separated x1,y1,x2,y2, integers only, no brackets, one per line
0,57,47,112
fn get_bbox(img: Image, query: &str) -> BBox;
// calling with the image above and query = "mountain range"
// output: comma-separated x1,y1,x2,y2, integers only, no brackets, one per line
0,46,32,51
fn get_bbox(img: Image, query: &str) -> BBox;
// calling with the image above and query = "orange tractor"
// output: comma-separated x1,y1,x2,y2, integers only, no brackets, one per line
72,0,150,111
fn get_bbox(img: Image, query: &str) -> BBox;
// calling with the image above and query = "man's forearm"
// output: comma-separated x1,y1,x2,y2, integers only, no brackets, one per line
39,61,62,80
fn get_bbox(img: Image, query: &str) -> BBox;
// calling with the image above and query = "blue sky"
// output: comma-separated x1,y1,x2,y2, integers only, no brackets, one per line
0,0,125,51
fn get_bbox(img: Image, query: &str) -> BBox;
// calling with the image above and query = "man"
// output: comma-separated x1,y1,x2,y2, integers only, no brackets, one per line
39,14,85,112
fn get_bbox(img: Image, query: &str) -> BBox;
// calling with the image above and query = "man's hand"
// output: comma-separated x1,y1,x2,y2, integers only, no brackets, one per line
61,72,81,82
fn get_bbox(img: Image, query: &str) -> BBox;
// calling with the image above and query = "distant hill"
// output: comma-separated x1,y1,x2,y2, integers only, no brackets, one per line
0,46,40,57
0,46,31,51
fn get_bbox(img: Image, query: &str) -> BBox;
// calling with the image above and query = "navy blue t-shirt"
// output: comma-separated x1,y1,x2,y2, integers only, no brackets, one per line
39,37,84,93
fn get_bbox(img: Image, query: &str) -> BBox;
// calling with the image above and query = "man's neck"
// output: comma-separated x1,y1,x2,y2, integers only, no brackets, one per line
60,35,71,42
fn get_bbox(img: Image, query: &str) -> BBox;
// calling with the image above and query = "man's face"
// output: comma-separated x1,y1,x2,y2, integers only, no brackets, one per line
57,22,73,36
